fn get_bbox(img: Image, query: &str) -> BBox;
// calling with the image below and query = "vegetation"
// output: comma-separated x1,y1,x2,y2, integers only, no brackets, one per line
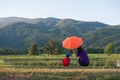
0,17,120,79
0,54,120,80
0,17,111,49
44,39,62,55
0,54,120,68
0,42,119,55
0,48,28,55
28,42,38,55
87,47,104,53
83,26,120,48
104,43,115,55
0,68,120,80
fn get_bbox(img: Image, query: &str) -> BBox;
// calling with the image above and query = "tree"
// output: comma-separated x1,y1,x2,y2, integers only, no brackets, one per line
44,39,61,55
104,43,115,55
28,42,38,55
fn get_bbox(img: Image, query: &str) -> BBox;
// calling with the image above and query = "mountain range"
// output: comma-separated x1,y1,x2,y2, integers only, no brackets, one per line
0,17,119,49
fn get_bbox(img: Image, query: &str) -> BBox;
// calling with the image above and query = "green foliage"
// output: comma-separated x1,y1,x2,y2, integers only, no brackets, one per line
0,17,109,49
0,48,28,55
28,42,38,55
44,39,61,55
0,48,14,55
0,17,120,50
15,48,28,55
0,54,120,68
87,47,104,53
104,43,115,55
0,67,120,80
83,26,120,48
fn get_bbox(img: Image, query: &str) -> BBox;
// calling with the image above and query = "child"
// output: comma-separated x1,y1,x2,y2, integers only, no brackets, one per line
75,46,89,66
62,51,71,66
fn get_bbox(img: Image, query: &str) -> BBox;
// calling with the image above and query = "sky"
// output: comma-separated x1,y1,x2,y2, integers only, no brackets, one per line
0,0,120,25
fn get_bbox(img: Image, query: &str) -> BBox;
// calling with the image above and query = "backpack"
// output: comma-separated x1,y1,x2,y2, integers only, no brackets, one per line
62,57,70,66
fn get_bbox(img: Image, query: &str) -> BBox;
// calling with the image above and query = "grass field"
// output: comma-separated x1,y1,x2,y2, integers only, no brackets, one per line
0,54,120,80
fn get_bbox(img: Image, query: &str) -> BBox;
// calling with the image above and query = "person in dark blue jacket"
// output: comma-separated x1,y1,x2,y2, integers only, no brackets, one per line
75,46,90,66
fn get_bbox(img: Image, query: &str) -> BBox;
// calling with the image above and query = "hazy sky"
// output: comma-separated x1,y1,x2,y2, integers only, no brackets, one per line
0,0,120,25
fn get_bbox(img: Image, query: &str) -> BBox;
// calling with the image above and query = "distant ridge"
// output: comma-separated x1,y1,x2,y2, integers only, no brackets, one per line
0,17,119,49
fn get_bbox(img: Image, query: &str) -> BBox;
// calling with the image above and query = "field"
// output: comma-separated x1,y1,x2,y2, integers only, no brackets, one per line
0,54,120,80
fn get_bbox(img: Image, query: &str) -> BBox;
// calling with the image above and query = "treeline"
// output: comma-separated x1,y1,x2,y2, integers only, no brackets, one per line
0,48,28,55
87,47,120,54
0,47,120,55
0,40,120,55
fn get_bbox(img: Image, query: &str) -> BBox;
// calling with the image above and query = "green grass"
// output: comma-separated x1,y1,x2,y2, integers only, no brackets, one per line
0,68,120,80
0,54,120,80
0,54,120,68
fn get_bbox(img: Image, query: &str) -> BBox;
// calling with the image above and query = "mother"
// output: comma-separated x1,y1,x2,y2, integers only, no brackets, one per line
75,46,89,66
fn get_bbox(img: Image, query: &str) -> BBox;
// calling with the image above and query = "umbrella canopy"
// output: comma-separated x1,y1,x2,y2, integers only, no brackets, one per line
62,36,83,50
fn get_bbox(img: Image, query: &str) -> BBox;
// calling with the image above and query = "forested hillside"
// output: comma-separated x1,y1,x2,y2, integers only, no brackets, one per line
83,25,120,48
0,17,119,49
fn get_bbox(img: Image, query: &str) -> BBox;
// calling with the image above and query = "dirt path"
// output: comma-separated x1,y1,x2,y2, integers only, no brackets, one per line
0,68,120,72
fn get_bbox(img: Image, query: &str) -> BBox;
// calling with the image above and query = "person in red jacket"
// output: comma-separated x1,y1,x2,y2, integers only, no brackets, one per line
62,51,71,66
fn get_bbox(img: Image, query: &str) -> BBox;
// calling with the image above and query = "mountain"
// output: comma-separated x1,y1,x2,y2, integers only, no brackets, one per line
0,17,31,28
83,25,120,48
0,17,115,49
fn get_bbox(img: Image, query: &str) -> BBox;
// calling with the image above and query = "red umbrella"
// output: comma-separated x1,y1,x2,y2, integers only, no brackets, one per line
62,36,83,50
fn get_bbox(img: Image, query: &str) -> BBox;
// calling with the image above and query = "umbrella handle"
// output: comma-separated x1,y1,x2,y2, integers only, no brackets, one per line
72,50,77,57
72,49,81,58
72,49,77,54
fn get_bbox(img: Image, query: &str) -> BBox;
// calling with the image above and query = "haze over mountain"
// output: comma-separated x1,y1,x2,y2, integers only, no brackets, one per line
0,17,119,49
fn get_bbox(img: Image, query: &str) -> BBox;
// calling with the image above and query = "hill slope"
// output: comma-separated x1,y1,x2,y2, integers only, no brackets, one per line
83,25,120,48
0,17,117,49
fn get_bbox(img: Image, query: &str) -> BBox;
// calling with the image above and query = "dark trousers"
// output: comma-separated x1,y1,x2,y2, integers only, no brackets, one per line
78,59,89,66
